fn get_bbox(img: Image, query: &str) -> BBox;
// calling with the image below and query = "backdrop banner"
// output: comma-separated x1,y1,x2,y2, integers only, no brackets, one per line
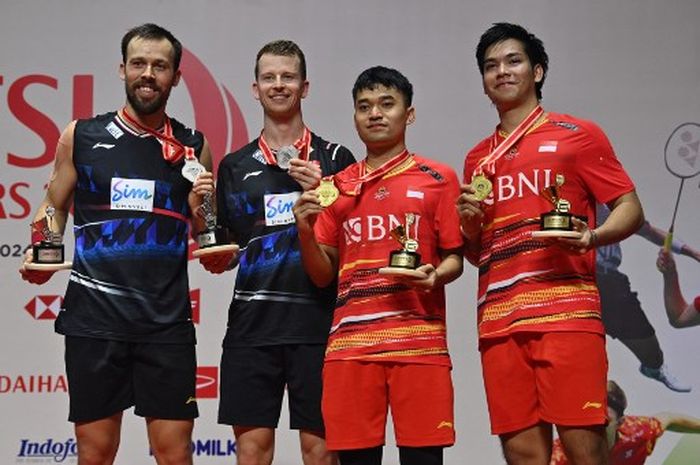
2,1,699,464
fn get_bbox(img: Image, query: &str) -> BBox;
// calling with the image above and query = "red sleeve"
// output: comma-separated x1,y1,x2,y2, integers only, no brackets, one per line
575,120,635,205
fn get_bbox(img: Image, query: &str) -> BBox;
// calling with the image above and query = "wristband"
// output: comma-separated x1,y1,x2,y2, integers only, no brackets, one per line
671,239,685,254
589,229,599,247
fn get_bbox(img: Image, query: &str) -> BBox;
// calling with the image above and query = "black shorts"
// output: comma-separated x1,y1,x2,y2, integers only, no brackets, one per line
218,344,325,431
597,268,655,340
65,336,198,422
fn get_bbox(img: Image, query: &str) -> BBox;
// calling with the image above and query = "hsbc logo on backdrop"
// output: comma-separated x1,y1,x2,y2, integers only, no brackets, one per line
196,366,218,399
25,295,63,319
1,48,249,222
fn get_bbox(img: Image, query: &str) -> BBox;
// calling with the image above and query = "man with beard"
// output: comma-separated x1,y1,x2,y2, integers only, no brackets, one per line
20,23,212,465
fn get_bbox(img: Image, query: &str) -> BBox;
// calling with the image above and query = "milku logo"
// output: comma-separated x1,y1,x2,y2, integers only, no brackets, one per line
191,439,236,457
17,438,77,462
149,439,236,457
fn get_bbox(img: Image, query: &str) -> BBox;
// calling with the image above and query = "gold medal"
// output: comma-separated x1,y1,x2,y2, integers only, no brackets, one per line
471,174,493,201
316,178,339,207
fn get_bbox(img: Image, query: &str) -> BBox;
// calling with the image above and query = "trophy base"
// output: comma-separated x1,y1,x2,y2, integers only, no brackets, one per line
378,267,429,279
388,250,421,269
531,230,583,239
192,243,240,258
197,226,230,248
25,261,73,271
33,242,65,264
540,211,573,231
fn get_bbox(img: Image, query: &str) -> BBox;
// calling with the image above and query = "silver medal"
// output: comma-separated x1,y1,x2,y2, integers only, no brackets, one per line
181,158,206,182
275,145,299,170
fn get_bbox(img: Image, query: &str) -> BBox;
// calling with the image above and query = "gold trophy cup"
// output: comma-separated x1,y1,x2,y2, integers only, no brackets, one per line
532,174,583,239
378,213,428,278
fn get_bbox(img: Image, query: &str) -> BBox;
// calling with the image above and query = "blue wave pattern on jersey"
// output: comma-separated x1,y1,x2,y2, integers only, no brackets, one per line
238,227,302,279
75,218,188,260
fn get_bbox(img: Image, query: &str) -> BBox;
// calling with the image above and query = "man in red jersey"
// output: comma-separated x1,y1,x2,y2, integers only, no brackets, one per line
550,380,700,464
457,23,644,465
293,66,464,465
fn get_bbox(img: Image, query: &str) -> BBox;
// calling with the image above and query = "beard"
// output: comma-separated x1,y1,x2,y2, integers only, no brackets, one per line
124,81,171,116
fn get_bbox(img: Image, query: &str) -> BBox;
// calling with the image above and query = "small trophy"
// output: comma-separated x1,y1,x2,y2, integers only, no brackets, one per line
388,213,421,269
540,174,573,231
30,205,68,268
196,193,229,248
378,213,427,278
533,174,582,238
192,193,239,258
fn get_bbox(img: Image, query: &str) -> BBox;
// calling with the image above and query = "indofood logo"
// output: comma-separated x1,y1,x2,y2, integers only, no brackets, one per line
17,438,77,463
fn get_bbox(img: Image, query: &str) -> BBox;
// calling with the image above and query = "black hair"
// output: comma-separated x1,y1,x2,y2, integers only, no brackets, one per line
476,22,548,100
121,23,182,71
352,66,413,107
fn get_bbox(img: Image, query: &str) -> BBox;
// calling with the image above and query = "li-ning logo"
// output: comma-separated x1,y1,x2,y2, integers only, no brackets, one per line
17,438,77,462
437,421,453,429
582,401,603,410
243,170,263,181
92,142,115,150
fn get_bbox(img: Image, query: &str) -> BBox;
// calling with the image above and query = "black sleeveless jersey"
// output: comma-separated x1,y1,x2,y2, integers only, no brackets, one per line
56,111,204,343
217,133,355,346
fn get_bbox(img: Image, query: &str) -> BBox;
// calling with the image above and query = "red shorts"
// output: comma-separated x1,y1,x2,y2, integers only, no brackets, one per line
480,332,608,435
322,361,455,450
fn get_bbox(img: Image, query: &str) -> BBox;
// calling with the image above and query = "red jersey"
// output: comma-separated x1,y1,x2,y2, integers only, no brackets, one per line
315,153,463,365
550,416,664,465
464,113,635,341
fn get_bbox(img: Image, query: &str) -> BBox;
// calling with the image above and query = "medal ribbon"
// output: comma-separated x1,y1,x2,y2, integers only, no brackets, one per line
258,126,312,166
474,105,544,177
120,107,195,163
335,149,412,196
